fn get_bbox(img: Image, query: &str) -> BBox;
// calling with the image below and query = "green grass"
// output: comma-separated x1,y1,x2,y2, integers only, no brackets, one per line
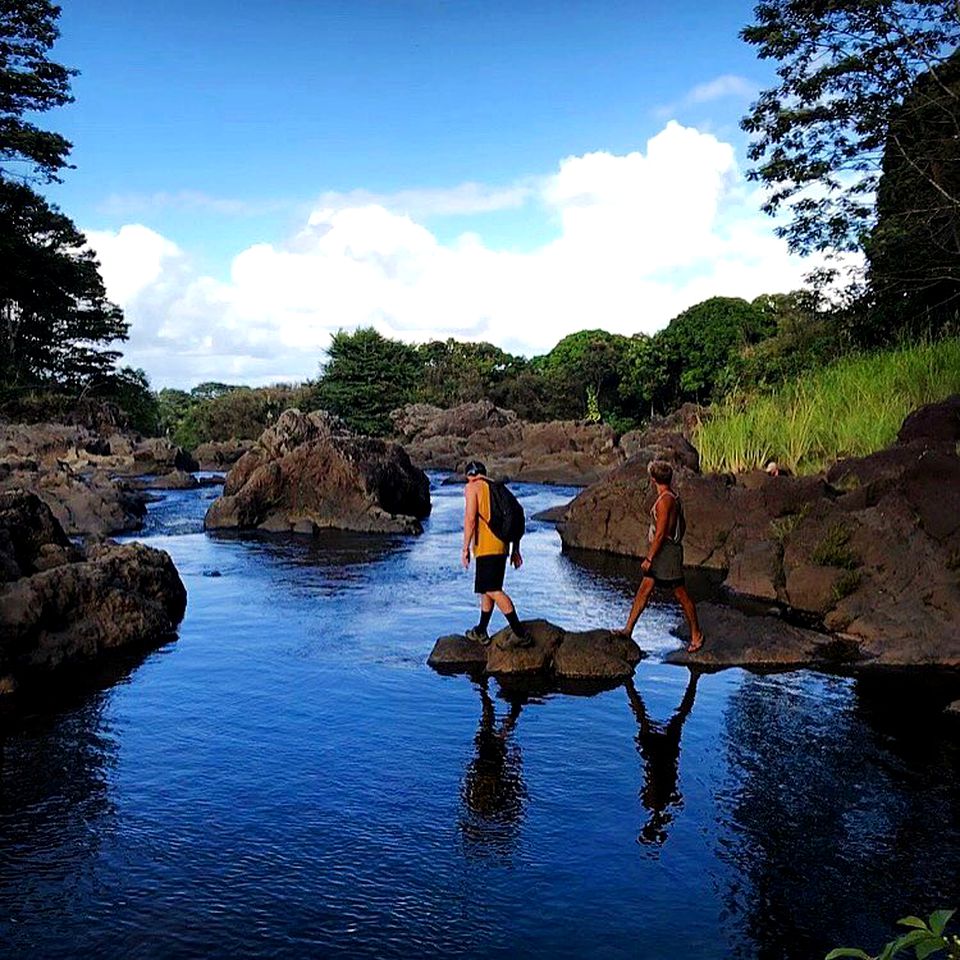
695,338,960,475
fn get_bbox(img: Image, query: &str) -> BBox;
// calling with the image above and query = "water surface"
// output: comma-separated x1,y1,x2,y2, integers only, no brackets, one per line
1,477,958,959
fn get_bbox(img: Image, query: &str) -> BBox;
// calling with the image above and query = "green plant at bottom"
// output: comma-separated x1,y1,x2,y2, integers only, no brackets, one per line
826,909,958,960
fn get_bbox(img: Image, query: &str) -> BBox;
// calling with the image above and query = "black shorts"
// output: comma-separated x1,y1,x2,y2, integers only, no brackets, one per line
475,554,508,594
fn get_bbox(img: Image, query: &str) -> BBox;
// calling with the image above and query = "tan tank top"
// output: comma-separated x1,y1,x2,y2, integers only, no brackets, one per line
648,490,684,544
475,480,508,557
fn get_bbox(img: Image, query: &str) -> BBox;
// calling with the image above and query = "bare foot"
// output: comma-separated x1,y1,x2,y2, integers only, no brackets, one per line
687,633,705,653
614,627,633,638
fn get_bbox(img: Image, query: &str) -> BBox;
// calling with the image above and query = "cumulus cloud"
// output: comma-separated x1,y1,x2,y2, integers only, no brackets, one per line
86,121,842,388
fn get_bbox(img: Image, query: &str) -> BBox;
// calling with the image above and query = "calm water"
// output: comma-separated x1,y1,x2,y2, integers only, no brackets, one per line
2,477,959,959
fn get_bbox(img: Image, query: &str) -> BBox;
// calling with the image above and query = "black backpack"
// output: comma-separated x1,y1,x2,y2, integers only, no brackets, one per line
483,479,525,548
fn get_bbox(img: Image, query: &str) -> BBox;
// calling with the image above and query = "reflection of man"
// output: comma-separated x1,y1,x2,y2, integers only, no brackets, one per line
459,677,527,856
626,671,700,846
461,461,529,647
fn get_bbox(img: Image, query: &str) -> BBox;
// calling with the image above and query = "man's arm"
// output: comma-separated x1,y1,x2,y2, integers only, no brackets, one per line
462,484,478,568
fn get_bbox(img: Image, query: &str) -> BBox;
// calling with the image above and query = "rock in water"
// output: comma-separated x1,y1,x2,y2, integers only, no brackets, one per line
204,409,431,535
428,619,644,681
0,491,187,693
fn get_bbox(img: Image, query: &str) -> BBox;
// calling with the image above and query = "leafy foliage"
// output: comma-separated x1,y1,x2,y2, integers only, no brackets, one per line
0,0,76,184
863,49,960,339
826,908,958,960
0,180,127,392
315,328,422,435
741,0,960,256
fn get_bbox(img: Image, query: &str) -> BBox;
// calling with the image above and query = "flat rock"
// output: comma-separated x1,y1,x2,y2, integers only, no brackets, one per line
149,469,199,490
426,634,488,671
553,629,644,680
428,620,644,682
666,603,861,669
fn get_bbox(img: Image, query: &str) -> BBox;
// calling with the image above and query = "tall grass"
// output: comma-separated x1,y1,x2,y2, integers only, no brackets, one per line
695,338,960,475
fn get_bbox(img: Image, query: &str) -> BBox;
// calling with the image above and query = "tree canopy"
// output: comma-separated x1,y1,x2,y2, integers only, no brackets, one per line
741,0,960,256
0,0,75,183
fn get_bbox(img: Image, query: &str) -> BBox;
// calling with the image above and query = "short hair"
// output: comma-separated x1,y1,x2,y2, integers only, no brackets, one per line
647,460,673,485
464,460,487,477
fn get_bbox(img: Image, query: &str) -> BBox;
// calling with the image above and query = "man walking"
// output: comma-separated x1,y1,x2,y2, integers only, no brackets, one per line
461,461,530,647
619,460,705,652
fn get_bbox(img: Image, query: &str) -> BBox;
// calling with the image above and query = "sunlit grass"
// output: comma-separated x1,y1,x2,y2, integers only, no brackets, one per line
695,338,960,475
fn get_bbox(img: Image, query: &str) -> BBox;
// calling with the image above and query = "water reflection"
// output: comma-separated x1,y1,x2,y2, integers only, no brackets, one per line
459,677,528,861
626,671,699,847
716,671,960,960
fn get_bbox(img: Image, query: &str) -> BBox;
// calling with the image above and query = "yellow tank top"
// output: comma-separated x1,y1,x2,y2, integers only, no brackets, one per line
475,480,508,557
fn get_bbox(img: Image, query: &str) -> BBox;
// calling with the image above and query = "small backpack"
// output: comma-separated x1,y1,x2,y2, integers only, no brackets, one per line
484,479,525,548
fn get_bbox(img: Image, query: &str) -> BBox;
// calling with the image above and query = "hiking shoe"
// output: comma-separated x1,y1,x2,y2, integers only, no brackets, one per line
496,630,534,650
465,626,491,646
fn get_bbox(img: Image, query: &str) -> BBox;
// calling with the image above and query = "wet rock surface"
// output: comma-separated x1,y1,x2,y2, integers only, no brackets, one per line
428,619,644,680
559,398,960,667
0,491,186,694
205,409,431,535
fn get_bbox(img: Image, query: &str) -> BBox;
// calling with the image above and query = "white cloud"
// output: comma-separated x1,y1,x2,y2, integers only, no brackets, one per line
86,121,848,388
654,73,758,119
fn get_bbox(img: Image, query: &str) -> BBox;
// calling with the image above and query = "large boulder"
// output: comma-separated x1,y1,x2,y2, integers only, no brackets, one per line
204,409,431,535
560,402,960,667
193,439,254,471
0,491,187,694
428,619,644,680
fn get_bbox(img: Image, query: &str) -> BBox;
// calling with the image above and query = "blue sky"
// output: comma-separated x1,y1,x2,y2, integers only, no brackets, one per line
42,0,824,387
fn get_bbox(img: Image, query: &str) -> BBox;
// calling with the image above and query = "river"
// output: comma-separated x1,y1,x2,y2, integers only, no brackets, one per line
1,476,958,959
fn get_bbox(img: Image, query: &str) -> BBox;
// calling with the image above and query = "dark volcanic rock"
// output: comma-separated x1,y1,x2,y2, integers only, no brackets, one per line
149,470,199,490
897,395,960,445
390,400,627,485
205,409,431,535
428,619,644,681
0,492,186,694
193,439,255,471
667,603,860,669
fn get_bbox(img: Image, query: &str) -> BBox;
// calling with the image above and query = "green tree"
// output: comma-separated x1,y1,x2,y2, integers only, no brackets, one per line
0,0,75,183
0,180,127,392
415,339,527,407
618,333,666,419
315,328,422,435
863,49,960,338
0,1,127,410
538,329,631,421
656,296,774,406
741,0,960,256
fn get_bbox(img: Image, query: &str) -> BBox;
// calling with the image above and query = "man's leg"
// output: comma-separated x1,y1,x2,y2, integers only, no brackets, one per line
488,589,529,642
466,593,495,643
619,576,655,636
673,585,704,652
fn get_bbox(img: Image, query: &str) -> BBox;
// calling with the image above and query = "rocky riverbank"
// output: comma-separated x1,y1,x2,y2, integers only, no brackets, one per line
0,421,199,536
558,396,960,668
0,491,187,696
390,400,700,485
205,409,432,535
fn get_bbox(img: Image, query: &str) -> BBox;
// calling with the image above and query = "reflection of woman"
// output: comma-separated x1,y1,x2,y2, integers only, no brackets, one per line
626,671,699,846
459,677,527,858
